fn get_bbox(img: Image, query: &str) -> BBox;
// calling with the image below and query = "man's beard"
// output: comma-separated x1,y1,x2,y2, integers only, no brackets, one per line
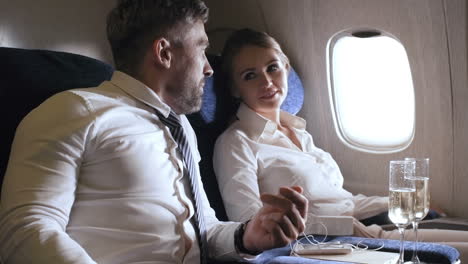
177,91,202,114
172,83,204,115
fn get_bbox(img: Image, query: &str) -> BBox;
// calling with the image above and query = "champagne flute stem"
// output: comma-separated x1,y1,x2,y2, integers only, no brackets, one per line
398,227,406,264
411,221,420,263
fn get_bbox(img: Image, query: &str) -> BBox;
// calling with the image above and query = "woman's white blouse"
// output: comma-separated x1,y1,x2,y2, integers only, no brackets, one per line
214,103,388,236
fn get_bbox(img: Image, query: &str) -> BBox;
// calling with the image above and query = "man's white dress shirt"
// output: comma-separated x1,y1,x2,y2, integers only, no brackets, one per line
214,103,388,236
0,71,241,264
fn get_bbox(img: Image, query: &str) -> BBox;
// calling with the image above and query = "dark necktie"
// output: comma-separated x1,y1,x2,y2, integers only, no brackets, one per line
156,110,208,264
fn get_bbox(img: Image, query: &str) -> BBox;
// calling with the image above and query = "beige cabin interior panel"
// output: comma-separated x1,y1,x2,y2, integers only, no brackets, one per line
204,0,267,55
0,0,116,64
445,0,468,218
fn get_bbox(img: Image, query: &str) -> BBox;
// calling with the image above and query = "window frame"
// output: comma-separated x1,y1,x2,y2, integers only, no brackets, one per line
326,28,416,154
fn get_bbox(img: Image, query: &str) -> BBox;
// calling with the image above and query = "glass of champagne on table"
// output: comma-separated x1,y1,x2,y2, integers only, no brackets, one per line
404,158,430,264
389,160,416,264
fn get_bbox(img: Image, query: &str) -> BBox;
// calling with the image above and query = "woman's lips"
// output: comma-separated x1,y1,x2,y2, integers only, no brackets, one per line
260,90,278,99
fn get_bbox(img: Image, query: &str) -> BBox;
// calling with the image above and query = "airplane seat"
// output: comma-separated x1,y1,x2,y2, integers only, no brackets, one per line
0,47,460,264
0,47,114,196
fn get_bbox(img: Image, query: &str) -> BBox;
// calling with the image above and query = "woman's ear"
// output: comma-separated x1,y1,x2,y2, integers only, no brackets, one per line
151,38,172,69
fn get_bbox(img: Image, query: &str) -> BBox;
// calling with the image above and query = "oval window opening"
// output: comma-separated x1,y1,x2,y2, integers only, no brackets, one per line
327,30,415,153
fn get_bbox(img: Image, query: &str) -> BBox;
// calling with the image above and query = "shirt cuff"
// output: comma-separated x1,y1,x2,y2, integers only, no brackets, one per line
208,221,259,261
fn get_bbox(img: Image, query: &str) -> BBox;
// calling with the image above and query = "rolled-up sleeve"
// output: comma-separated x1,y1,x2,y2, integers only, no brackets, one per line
353,194,389,220
0,92,97,264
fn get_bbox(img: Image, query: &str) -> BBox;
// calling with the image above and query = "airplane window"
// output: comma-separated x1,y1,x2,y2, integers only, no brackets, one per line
327,30,415,153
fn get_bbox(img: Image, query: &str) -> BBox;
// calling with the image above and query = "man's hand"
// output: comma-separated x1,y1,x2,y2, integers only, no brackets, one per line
242,186,308,253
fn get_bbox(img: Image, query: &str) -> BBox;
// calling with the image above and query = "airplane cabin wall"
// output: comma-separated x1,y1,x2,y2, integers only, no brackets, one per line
0,0,466,217
205,0,468,218
0,0,116,64
447,0,468,218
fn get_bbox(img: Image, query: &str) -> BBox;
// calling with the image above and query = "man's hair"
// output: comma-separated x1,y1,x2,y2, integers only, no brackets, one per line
220,28,290,95
107,0,209,73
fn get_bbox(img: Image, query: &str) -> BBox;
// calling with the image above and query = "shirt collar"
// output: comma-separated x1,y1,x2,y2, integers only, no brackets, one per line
109,71,172,118
236,102,307,141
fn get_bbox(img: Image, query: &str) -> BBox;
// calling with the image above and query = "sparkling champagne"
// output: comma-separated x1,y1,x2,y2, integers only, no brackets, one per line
410,176,430,220
388,188,415,227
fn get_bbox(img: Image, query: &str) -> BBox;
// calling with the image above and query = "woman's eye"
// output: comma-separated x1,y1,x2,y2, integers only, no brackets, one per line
243,72,256,81
267,64,279,72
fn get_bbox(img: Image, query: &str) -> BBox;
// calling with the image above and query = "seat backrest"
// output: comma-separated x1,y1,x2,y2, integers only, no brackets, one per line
0,47,114,193
0,47,304,220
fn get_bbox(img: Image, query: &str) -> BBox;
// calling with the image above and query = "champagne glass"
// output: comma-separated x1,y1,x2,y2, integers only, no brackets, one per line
404,158,430,264
389,160,416,264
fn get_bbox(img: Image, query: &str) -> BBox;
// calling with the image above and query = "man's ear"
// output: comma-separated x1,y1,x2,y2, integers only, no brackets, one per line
151,38,172,69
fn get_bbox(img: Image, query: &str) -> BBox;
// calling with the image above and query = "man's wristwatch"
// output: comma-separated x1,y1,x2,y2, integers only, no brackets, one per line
234,220,260,255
